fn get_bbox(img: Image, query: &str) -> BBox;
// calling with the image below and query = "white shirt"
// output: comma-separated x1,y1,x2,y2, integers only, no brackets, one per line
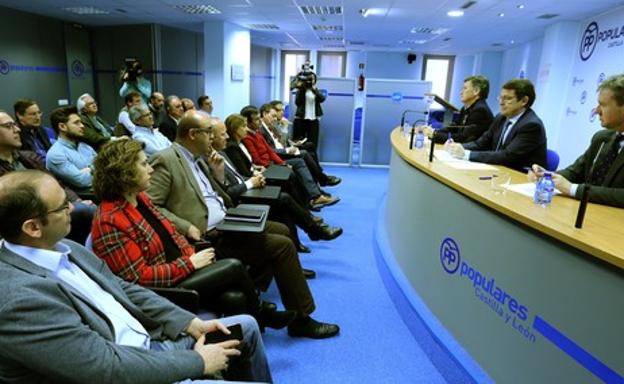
4,241,150,348
304,89,316,120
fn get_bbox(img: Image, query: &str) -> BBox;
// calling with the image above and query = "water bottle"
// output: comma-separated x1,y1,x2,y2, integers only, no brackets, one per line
415,128,425,149
533,172,554,207
403,120,410,137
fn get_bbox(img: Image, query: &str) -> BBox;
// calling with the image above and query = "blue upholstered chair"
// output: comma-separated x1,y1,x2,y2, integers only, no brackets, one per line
546,149,560,172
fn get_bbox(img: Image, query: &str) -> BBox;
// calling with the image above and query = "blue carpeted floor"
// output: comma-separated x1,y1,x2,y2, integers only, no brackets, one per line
260,165,451,383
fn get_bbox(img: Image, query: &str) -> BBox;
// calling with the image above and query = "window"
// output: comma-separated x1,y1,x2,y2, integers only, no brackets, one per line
281,50,309,102
317,51,346,78
422,55,455,105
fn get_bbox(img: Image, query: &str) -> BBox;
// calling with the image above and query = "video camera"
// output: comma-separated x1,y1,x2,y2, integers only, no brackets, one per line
296,62,316,87
122,58,143,82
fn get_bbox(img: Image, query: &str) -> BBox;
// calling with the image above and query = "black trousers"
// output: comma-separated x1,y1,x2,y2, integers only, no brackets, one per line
293,118,320,152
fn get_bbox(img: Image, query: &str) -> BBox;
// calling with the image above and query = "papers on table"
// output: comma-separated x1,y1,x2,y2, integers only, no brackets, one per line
505,182,562,198
434,150,498,171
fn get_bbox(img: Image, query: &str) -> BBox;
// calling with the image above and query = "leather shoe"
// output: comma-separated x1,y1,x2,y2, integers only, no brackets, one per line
288,317,340,339
320,175,341,187
311,195,340,210
260,301,277,312
257,307,297,331
308,224,343,241
297,243,311,253
311,215,323,225
302,268,316,279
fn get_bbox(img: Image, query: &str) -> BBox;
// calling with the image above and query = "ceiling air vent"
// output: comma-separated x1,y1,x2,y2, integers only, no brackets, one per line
491,43,503,47
174,5,221,14
313,25,343,31
349,41,365,45
319,36,344,41
410,27,449,35
537,13,559,19
63,6,109,15
460,1,477,10
300,6,343,15
400,39,428,45
249,24,280,30
324,44,344,48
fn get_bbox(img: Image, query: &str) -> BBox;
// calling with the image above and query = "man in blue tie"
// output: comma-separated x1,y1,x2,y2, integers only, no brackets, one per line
0,170,272,383
529,73,624,208
448,79,547,171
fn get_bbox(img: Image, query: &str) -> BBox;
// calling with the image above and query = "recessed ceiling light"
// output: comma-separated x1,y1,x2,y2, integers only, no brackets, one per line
498,13,505,17
359,8,370,17
510,40,515,44
517,4,525,9
447,10,464,17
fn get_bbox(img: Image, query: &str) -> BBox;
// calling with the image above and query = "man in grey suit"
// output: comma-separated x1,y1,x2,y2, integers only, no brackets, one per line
529,73,624,208
0,170,272,383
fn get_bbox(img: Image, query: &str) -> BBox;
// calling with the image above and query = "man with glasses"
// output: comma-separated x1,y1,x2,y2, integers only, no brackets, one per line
160,95,185,142
129,104,172,157
14,98,53,160
77,93,114,151
447,79,547,171
147,111,340,339
0,111,95,243
0,170,272,383
46,106,97,195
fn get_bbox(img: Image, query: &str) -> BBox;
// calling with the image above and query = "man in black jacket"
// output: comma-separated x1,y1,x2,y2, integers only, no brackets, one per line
448,79,547,171
424,75,494,144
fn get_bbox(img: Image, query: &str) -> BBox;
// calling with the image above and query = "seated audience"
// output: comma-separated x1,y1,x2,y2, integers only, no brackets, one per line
77,93,114,151
46,106,96,194
529,73,624,208
259,103,340,187
129,104,172,157
0,170,271,383
147,111,340,338
116,91,142,136
198,95,214,116
447,79,547,171
0,110,95,244
182,98,196,112
91,139,295,329
269,100,290,141
14,98,52,160
423,75,494,144
160,95,184,142
149,91,165,127
241,105,338,209
219,115,342,245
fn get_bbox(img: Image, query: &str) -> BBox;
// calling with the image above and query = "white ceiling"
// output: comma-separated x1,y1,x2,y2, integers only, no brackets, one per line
0,0,622,54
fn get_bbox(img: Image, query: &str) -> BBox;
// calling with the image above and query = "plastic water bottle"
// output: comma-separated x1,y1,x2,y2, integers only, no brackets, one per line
415,128,425,149
403,120,410,137
533,172,554,207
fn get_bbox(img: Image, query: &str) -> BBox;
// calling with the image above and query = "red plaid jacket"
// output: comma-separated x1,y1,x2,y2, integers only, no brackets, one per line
241,130,284,167
91,192,195,287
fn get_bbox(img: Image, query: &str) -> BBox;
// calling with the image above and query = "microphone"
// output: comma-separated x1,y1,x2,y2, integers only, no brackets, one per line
574,185,591,229
400,109,428,127
428,135,435,162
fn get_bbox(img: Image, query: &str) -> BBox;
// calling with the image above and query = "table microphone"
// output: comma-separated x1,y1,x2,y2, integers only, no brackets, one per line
574,185,591,229
428,136,435,162
400,109,428,127
409,125,416,149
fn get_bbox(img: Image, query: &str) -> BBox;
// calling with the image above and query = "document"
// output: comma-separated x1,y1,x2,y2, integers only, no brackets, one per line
435,150,498,170
506,183,562,198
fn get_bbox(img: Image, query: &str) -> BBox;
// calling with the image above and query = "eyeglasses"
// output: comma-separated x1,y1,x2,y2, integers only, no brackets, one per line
47,197,72,215
193,127,212,135
140,112,153,119
0,121,18,130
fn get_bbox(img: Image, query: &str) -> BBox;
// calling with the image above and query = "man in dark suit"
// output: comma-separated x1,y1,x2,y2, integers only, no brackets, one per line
529,73,624,208
14,98,52,160
147,111,340,339
77,93,113,151
424,75,494,144
448,79,547,171
159,95,184,142
0,170,271,383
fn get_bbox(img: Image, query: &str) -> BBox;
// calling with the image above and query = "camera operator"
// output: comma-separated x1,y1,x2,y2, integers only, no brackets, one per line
290,61,325,152
119,59,152,105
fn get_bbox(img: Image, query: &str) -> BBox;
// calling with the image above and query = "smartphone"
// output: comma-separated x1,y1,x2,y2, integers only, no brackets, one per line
204,323,243,344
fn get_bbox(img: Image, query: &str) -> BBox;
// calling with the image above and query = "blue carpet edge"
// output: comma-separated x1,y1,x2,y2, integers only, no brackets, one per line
373,193,493,384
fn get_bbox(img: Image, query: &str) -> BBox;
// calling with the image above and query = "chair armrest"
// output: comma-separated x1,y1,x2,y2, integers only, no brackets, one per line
150,287,200,314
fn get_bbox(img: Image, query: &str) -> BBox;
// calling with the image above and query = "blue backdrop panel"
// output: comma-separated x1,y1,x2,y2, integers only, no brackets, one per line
361,79,431,166
289,77,355,164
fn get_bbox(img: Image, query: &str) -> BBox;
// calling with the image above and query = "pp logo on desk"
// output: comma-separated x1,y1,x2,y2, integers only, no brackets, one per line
579,21,598,61
440,237,461,274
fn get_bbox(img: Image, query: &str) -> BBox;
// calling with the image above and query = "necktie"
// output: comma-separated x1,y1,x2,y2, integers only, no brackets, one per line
495,120,513,150
590,133,624,185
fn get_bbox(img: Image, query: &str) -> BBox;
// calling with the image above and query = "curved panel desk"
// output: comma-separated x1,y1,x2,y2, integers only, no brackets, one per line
382,128,624,383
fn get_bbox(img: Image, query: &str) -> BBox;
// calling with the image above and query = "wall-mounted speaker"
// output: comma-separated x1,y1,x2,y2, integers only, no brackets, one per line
407,53,417,64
